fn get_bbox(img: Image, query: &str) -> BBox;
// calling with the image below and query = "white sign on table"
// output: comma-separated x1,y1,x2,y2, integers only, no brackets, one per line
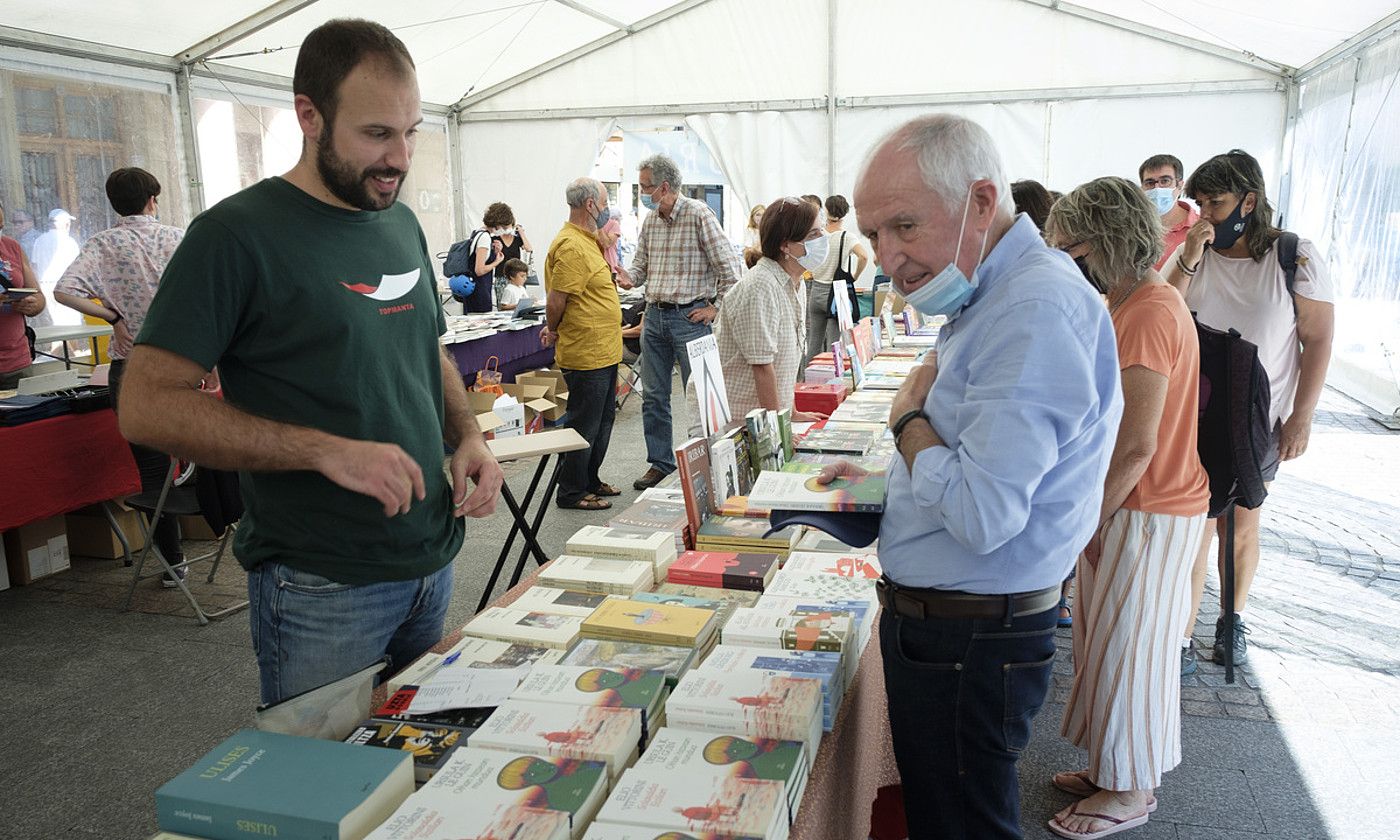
687,333,731,437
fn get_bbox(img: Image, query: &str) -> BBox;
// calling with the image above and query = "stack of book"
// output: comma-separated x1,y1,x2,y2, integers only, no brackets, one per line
372,685,498,735
665,550,779,592
632,728,809,827
538,555,654,597
694,515,800,559
654,582,762,608
343,720,463,783
463,607,585,650
665,670,823,768
721,608,857,694
567,525,678,585
699,644,845,732
593,768,791,839
581,597,722,659
607,499,690,557
413,747,609,839
470,700,642,784
369,802,571,840
827,397,892,427
628,590,745,632
757,594,875,664
793,426,878,456
559,637,699,688
748,464,886,514
793,527,875,554
781,550,882,581
441,636,569,670
509,664,669,749
513,586,612,618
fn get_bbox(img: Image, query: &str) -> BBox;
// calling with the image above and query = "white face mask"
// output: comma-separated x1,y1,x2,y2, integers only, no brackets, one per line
498,226,516,237
795,234,829,271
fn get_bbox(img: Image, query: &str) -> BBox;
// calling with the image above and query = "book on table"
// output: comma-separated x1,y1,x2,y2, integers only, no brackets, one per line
367,801,571,840
441,636,569,670
566,525,678,584
344,720,462,782
792,528,876,554
538,554,654,596
581,826,764,840
755,594,875,662
665,670,824,770
717,494,770,519
607,499,690,555
155,728,413,840
560,637,699,688
700,643,845,732
674,436,716,542
654,583,762,608
695,515,800,555
708,435,743,505
508,664,668,748
747,468,885,514
581,597,720,651
744,409,781,475
780,550,882,580
634,727,808,826
463,607,585,650
470,700,641,784
413,747,609,840
767,568,879,605
629,589,743,630
373,685,497,733
826,397,891,426
511,586,612,618
793,426,877,456
666,550,779,592
594,768,790,840
721,608,854,657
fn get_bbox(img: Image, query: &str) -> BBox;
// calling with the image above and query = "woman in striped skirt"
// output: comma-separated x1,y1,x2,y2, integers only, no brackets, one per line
1044,177,1210,839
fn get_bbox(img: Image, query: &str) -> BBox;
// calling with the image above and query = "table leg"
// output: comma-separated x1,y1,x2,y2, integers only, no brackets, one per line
477,482,528,613
506,456,564,589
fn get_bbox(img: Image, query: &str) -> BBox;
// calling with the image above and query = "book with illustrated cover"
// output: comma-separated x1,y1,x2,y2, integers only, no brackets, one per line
636,486,686,504
744,409,780,475
793,427,877,455
842,388,896,403
595,769,789,840
583,826,762,840
721,609,853,657
345,721,462,782
717,495,769,519
667,550,778,592
793,529,877,554
666,671,823,767
756,596,874,667
780,551,882,580
708,436,743,506
582,597,719,650
373,686,497,732
155,729,413,840
675,437,715,542
609,499,690,555
367,802,571,840
787,451,891,475
463,607,584,650
635,729,808,825
654,583,762,607
471,700,641,783
566,526,678,583
863,358,919,377
538,554,654,597
418,748,609,839
510,665,667,746
827,397,891,426
729,425,756,495
695,516,799,553
700,644,845,732
442,637,568,670
512,586,611,618
629,590,740,632
747,470,885,514
776,408,794,463
560,637,698,687
768,569,879,606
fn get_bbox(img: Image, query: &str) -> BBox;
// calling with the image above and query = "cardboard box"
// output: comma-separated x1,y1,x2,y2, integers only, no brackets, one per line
499,383,557,430
516,369,571,421
179,515,224,541
3,516,70,585
65,508,147,559
465,391,507,438
491,394,524,438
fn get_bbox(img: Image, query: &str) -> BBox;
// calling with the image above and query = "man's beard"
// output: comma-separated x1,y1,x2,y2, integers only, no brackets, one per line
316,128,405,211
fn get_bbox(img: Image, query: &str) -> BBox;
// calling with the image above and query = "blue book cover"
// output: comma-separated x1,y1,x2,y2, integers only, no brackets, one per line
156,729,414,840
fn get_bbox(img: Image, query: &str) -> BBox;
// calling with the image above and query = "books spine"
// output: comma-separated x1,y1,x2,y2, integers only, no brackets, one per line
157,794,328,840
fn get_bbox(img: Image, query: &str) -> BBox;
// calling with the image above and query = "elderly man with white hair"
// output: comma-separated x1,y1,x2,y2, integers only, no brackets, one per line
818,114,1123,838
540,177,624,510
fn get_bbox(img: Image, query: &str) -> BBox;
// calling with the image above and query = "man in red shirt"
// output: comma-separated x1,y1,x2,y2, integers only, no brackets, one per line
1139,154,1199,270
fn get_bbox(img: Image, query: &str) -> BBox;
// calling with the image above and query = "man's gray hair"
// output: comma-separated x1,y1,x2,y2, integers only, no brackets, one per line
862,113,1014,217
565,177,603,209
639,154,682,192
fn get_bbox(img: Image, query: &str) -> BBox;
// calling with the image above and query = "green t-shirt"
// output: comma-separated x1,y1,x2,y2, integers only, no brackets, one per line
137,177,464,584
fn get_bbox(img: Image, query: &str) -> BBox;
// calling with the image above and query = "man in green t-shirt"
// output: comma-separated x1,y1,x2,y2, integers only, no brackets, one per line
118,20,504,705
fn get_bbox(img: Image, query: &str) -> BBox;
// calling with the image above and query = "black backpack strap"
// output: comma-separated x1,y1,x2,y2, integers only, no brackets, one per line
1276,231,1299,316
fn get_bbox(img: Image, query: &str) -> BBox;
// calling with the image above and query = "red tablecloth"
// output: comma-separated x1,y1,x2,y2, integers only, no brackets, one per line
0,409,141,531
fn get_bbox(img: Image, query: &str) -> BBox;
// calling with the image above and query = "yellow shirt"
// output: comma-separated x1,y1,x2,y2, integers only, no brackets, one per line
544,222,623,371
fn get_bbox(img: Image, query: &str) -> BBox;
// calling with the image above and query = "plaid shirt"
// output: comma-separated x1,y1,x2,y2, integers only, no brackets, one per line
714,257,807,417
631,195,741,305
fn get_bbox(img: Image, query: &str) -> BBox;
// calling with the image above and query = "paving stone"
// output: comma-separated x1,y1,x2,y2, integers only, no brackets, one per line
1216,687,1261,705
1182,700,1223,717
1224,703,1271,721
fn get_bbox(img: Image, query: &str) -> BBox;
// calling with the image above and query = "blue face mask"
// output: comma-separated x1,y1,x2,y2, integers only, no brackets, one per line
594,203,612,229
1211,197,1251,251
901,186,991,321
1146,187,1176,216
640,185,661,211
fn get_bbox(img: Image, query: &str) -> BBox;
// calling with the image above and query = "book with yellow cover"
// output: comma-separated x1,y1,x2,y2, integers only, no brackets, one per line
582,597,718,649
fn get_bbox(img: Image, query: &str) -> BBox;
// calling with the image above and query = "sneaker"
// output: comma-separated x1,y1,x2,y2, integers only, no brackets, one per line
1180,645,1198,677
632,467,668,491
162,564,188,589
1212,615,1250,665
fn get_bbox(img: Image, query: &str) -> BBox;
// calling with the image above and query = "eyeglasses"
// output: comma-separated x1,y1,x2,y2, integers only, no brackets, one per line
1141,176,1177,189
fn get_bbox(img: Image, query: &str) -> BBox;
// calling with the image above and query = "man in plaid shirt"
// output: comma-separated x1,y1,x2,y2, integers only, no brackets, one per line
629,153,742,489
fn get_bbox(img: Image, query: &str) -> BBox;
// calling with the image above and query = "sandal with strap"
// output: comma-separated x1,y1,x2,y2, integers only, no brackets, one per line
592,483,623,497
1048,800,1151,840
559,494,612,511
1051,773,1156,812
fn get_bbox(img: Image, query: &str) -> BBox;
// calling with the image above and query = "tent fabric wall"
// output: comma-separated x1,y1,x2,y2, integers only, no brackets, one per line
683,111,830,217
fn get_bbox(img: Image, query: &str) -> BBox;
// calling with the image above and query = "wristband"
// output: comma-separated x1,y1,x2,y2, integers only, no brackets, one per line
891,409,927,440
108,313,124,325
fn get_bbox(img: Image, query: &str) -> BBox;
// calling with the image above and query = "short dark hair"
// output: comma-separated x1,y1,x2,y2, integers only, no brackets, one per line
824,195,850,220
105,168,161,216
502,258,529,278
1185,149,1278,261
483,202,515,228
293,19,414,130
801,194,822,209
1010,179,1054,232
1138,154,1184,182
746,197,819,268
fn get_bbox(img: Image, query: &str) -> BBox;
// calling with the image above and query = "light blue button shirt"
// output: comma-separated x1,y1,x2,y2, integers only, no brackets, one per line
878,214,1123,594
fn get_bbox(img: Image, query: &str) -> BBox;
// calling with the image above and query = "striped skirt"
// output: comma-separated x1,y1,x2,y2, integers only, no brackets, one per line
1060,506,1207,791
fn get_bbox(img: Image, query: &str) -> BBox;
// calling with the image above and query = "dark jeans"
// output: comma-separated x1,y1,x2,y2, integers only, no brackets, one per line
557,364,618,505
879,603,1058,839
108,359,183,566
640,302,712,473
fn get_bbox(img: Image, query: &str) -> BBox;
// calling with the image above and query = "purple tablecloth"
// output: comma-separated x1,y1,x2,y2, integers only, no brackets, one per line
446,325,554,385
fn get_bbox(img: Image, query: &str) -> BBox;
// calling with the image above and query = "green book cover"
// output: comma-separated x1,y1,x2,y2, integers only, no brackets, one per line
421,747,608,821
776,408,794,462
156,729,412,840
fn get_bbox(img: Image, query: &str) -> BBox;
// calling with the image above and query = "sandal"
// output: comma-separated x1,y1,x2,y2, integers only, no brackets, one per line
559,494,612,510
1048,800,1150,839
1057,595,1073,628
1051,773,1157,812
592,483,622,497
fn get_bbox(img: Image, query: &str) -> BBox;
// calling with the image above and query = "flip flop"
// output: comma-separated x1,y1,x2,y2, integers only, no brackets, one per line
559,495,612,510
1051,773,1156,812
592,483,623,497
1048,800,1150,839
1057,596,1073,628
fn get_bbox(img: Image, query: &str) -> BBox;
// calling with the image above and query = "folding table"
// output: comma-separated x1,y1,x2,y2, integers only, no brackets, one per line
475,427,588,611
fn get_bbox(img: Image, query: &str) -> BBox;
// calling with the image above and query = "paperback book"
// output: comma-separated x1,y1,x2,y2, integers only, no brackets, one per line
367,802,570,840
344,721,463,782
512,586,612,618
666,550,779,592
629,591,742,633
700,644,845,732
744,410,781,475
441,636,569,670
827,398,891,426
720,609,854,657
654,583,762,608
418,747,609,839
566,526,678,583
709,436,744,505
747,470,885,514
463,607,585,650
634,728,808,825
695,516,800,555
470,700,641,783
666,670,824,766
717,495,769,519
538,554,654,597
510,665,667,746
756,594,874,659
779,551,882,580
792,529,876,554
582,597,719,650
608,499,690,556
373,686,497,732
595,768,790,840
675,437,716,541
793,427,877,456
560,637,699,687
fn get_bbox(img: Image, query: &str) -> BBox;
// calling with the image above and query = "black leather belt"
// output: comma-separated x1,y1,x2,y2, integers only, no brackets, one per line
650,298,710,310
875,575,1060,621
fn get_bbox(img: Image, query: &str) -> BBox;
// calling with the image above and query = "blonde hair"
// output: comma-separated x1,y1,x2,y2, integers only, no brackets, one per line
1046,176,1163,290
747,204,765,230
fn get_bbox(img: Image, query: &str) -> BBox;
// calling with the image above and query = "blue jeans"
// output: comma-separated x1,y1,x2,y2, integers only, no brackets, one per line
879,604,1057,839
247,560,453,705
558,364,618,505
640,302,712,473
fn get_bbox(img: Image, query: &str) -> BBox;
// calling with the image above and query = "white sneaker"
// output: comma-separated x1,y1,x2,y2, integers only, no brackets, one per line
162,565,188,589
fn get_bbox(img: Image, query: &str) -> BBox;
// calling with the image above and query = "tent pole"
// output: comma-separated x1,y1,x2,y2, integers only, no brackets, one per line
448,112,468,242
826,0,838,196
1295,9,1400,81
1276,74,1300,227
176,65,206,216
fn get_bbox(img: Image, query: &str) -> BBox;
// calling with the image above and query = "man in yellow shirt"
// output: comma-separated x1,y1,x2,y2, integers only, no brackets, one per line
541,178,624,510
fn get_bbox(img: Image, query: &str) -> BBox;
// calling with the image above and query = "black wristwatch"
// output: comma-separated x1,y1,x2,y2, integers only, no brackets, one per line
891,409,927,440
107,312,124,325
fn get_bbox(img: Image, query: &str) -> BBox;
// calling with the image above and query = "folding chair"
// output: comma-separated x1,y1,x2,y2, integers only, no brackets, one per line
617,349,642,410
123,459,247,626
